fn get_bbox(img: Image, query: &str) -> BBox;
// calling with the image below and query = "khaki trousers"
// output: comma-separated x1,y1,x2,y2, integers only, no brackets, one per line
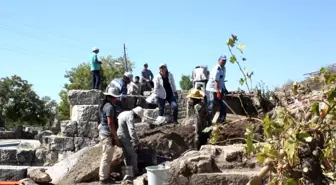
99,135,115,181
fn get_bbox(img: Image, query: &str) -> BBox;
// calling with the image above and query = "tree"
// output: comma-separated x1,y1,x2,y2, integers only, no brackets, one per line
179,75,193,90
57,55,134,120
0,75,56,127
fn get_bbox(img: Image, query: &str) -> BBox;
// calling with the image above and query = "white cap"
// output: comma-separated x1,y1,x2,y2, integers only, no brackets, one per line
92,47,99,52
104,86,121,97
159,63,167,68
124,72,133,80
132,106,143,117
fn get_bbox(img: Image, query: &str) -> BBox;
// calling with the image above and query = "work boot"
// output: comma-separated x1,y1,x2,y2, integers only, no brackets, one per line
99,177,115,185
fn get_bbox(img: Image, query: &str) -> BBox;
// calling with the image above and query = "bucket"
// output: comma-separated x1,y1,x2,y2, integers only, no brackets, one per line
146,165,170,185
121,166,134,178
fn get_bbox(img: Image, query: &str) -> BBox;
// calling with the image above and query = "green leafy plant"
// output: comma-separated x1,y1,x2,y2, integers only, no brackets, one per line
246,67,336,185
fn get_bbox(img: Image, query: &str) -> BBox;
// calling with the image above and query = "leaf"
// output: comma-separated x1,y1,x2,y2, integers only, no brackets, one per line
327,89,336,102
229,55,237,64
284,139,297,163
311,102,320,116
237,44,245,53
256,153,266,163
296,133,310,142
324,172,336,180
247,71,254,79
263,114,272,138
285,178,297,185
305,136,313,142
242,57,247,61
239,78,245,85
320,67,326,74
227,38,235,47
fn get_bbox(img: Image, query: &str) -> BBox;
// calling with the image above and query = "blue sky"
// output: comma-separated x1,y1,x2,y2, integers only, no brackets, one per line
1,0,335,102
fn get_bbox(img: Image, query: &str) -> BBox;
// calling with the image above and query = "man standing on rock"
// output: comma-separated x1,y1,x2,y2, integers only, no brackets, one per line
141,63,154,87
90,47,102,89
98,86,123,184
153,63,179,124
117,106,143,179
206,55,229,123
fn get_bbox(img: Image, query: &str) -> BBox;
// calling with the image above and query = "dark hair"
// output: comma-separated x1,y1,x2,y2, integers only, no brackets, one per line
135,76,140,80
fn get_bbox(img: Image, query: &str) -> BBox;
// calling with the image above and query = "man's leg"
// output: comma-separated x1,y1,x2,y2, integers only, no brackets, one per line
214,95,227,123
157,98,166,116
92,71,96,89
99,135,114,181
95,70,101,90
168,95,178,123
206,91,214,119
119,138,139,176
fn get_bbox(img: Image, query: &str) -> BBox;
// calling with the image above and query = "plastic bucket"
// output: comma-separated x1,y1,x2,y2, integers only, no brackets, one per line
121,166,134,178
146,165,170,185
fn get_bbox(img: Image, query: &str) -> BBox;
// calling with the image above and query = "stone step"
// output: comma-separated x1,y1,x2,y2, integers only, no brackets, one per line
0,165,29,181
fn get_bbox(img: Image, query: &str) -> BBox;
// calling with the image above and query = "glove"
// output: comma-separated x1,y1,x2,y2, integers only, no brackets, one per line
216,92,222,100
174,92,179,100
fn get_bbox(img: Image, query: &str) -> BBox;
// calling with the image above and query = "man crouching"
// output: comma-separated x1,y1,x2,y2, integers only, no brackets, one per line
117,106,143,179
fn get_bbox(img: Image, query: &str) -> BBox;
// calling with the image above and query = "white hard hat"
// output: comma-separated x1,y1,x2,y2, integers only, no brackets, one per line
132,106,144,117
124,72,133,80
92,47,99,52
104,86,121,97
159,63,167,68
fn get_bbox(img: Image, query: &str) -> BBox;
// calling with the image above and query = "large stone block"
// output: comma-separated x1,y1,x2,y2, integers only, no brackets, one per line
0,131,15,139
60,120,77,137
0,165,28,181
34,148,58,165
42,135,74,151
68,89,104,106
74,137,96,152
71,105,99,122
16,149,35,165
0,149,17,165
77,121,99,138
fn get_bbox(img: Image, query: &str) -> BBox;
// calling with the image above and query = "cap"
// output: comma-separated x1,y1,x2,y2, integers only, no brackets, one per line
159,63,167,68
124,72,133,80
92,47,99,52
218,55,227,61
132,106,144,117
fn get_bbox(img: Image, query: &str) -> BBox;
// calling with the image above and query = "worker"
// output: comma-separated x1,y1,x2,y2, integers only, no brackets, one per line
141,63,154,88
127,76,142,108
117,106,144,178
90,47,102,89
98,86,123,185
153,63,179,124
205,55,229,123
108,72,133,99
192,65,209,89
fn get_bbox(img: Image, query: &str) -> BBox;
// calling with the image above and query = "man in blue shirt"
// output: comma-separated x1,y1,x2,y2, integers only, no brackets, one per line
90,47,102,89
141,63,154,88
205,55,229,123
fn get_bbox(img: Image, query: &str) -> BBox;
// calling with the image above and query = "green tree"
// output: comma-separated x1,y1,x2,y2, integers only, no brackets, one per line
179,75,193,90
0,75,56,126
57,55,134,120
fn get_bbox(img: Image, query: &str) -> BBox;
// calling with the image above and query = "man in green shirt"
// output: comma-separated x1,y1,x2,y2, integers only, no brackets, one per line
91,47,102,89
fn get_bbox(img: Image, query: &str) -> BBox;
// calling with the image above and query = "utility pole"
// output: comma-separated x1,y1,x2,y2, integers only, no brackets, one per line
123,44,128,71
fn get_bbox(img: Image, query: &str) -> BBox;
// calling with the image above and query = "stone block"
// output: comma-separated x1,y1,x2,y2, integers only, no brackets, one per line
43,135,74,151
74,137,95,152
0,149,17,165
61,120,77,137
71,105,99,122
16,149,35,165
35,130,53,144
34,148,58,166
68,89,104,105
0,165,28,181
0,131,15,139
77,121,99,138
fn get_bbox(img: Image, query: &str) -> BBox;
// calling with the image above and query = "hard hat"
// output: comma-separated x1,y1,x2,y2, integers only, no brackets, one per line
124,72,133,80
132,106,144,117
104,86,121,97
92,47,99,52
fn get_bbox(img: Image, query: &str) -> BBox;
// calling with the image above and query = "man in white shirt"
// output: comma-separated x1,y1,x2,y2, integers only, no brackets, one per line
192,65,209,87
205,55,229,123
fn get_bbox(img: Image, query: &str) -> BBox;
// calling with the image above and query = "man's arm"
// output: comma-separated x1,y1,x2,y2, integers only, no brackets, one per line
94,54,102,64
126,115,138,146
106,105,119,145
149,70,154,81
153,75,160,96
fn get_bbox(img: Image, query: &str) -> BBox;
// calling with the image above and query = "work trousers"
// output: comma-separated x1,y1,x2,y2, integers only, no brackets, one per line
157,95,178,122
119,137,138,176
92,70,101,89
206,91,226,123
99,135,115,181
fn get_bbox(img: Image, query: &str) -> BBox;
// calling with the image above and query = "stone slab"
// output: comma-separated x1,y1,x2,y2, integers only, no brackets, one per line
42,135,74,151
71,105,99,122
0,165,29,181
68,90,104,106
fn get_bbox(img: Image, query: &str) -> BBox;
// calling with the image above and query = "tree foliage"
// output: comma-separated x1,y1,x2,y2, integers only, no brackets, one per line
179,75,193,91
57,55,134,120
0,75,57,127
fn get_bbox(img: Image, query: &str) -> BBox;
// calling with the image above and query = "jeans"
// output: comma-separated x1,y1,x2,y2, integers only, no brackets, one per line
157,95,178,122
92,70,101,89
99,135,115,181
206,91,226,123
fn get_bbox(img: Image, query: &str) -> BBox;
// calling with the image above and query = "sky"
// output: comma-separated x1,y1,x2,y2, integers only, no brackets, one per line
1,0,335,102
